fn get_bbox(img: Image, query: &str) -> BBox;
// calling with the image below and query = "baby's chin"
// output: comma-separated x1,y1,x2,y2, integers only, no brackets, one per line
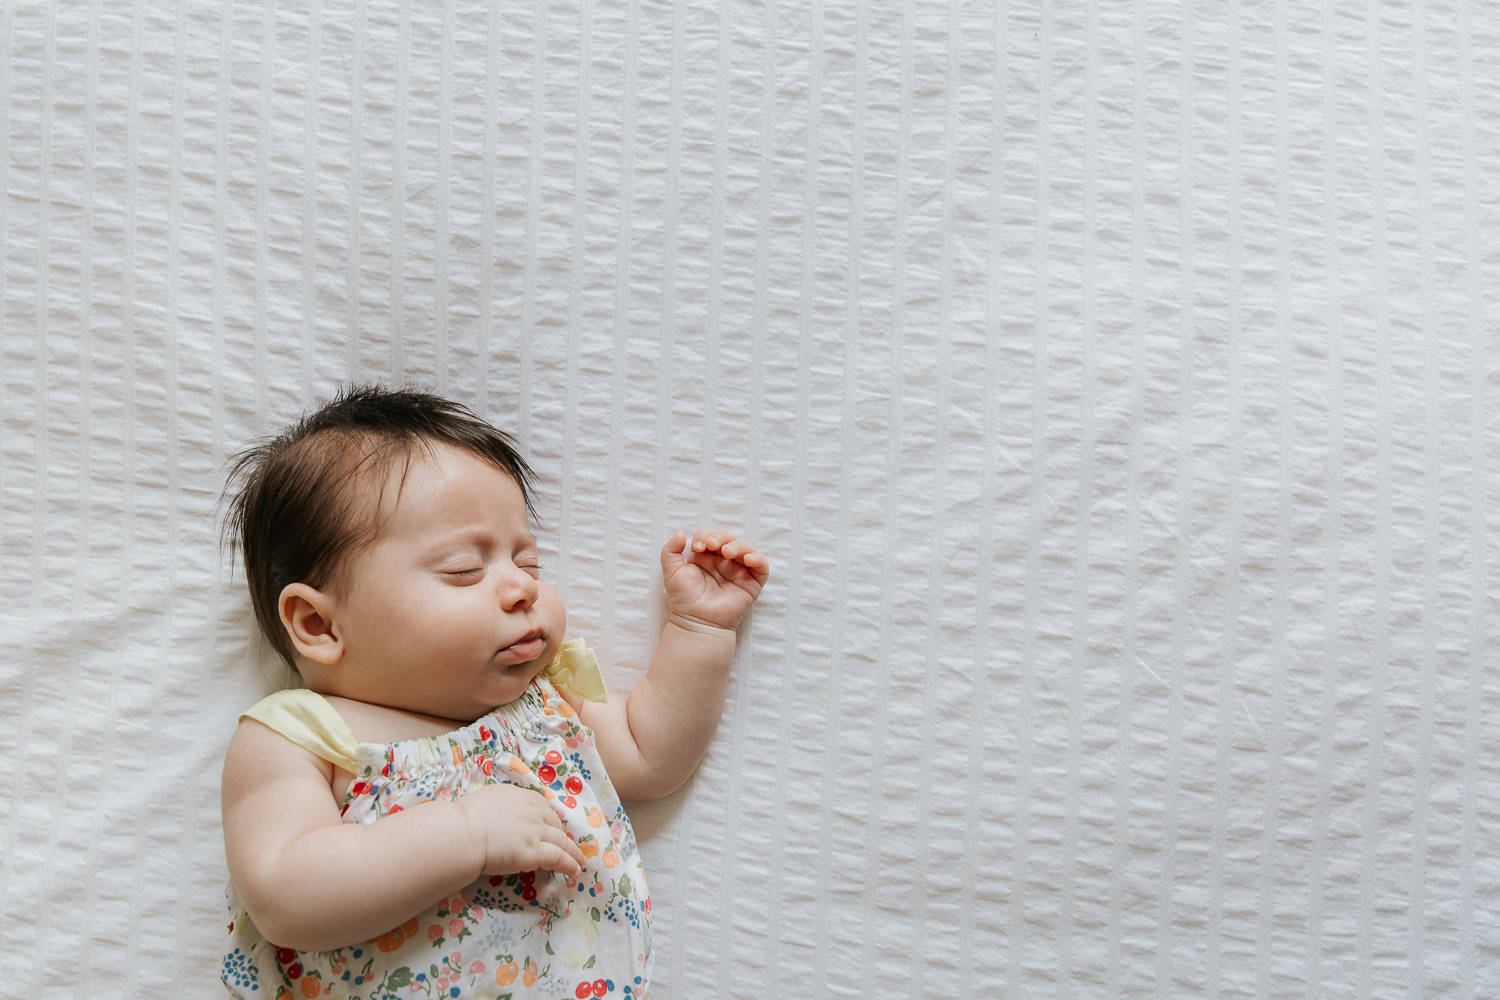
475,659,553,710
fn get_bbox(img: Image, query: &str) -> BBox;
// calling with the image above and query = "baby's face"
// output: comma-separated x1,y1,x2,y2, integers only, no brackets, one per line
326,442,566,722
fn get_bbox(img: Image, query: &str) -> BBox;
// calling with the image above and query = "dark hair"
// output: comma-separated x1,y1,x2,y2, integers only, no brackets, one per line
221,384,536,668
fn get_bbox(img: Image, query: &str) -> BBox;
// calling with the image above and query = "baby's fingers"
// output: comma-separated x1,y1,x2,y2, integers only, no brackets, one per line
701,534,770,581
540,829,586,876
687,529,724,553
722,538,767,569
530,802,587,871
688,530,752,560
660,530,690,569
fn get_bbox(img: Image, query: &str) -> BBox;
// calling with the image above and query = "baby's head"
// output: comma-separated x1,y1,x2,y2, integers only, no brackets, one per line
224,385,565,718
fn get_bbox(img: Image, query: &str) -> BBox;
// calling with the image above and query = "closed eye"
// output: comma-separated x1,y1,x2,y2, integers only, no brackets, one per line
443,568,484,581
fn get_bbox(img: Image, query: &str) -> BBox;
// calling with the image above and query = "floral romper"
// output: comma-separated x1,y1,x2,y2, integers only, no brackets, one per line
222,641,652,1000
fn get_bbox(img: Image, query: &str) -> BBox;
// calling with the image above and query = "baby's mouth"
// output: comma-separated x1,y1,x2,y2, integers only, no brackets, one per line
498,630,546,663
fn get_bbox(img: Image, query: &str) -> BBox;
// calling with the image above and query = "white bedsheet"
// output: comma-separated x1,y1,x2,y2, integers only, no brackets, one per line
2,1,1497,996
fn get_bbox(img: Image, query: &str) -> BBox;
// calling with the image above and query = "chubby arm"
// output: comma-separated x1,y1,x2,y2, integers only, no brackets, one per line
221,717,584,952
566,531,769,801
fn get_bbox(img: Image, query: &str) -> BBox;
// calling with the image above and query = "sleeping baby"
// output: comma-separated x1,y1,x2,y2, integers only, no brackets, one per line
218,384,768,999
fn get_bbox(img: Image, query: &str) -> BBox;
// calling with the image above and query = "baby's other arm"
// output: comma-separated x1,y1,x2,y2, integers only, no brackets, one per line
221,718,584,952
566,531,768,800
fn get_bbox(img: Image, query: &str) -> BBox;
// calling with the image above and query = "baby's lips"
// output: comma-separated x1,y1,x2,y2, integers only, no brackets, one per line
496,632,546,663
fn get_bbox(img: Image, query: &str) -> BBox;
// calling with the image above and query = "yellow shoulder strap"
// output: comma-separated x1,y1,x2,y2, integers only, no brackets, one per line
543,638,609,703
241,689,362,774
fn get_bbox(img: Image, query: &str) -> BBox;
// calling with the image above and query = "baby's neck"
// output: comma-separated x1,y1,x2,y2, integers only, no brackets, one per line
318,693,477,746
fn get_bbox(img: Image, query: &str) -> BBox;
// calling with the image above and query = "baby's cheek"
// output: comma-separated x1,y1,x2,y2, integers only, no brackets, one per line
438,603,505,651
538,583,567,633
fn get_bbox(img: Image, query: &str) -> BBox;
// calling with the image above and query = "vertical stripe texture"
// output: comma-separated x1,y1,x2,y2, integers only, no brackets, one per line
1,1,1497,996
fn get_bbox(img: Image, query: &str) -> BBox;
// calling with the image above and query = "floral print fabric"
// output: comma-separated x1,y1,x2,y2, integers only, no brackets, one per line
223,675,652,1000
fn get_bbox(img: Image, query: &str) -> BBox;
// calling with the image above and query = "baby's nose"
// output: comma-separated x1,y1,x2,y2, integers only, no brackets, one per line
498,566,538,608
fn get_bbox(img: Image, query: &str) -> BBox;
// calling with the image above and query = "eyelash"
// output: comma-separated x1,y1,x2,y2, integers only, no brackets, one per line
443,563,542,579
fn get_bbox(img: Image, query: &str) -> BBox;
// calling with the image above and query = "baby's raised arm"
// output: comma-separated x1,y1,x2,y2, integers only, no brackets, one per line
564,530,769,801
221,720,584,952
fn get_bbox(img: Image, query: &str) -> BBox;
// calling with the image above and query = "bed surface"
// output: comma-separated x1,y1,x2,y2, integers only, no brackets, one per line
2,1,1497,996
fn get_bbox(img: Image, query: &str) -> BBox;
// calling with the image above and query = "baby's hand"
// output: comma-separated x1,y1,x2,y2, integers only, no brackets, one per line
456,783,586,877
661,530,771,630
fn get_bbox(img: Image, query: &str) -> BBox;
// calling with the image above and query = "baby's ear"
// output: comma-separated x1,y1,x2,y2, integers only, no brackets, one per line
278,583,343,666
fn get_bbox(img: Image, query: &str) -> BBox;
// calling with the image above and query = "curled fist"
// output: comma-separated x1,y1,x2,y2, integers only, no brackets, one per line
660,531,770,630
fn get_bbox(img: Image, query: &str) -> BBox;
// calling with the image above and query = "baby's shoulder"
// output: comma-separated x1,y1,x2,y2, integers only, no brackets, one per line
223,707,335,786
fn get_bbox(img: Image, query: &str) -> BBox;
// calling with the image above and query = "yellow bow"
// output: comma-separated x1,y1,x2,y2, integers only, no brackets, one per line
542,639,609,703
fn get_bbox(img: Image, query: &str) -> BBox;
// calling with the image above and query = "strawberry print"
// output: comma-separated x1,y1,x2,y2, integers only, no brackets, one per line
223,661,652,999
